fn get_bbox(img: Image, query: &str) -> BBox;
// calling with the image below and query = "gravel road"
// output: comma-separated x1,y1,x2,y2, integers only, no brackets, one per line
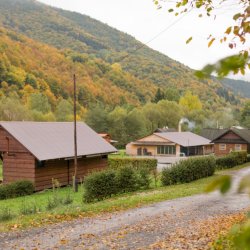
1,167,250,250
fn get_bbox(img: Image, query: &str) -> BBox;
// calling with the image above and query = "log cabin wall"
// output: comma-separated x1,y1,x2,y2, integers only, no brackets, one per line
35,156,108,191
0,127,36,184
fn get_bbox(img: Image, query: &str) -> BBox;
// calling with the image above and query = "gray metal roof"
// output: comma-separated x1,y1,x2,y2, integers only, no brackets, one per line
0,122,117,161
154,132,211,147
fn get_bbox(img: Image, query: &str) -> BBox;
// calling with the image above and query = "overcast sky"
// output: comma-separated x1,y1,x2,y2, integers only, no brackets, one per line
38,0,249,81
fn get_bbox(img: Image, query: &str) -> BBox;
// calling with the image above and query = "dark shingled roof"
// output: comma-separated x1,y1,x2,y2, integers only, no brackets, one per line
0,122,117,161
201,128,228,141
201,128,250,143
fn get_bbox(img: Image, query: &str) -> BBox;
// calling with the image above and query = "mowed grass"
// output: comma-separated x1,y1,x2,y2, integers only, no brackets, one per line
0,163,249,232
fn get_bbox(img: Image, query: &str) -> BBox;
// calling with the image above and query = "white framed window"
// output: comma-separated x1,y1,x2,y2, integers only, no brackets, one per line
235,144,242,151
219,144,226,151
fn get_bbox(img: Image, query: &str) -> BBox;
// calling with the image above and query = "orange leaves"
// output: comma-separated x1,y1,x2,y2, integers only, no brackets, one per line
208,38,215,48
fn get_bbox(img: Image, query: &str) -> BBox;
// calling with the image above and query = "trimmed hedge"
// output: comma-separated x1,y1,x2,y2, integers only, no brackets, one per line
83,166,151,203
108,158,157,172
216,151,247,170
0,180,34,200
161,156,216,186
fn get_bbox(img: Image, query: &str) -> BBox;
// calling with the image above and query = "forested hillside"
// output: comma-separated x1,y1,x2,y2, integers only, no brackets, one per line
220,78,250,98
0,0,242,107
0,0,248,146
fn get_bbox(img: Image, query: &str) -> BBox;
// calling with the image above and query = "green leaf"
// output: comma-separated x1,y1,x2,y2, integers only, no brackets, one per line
238,174,250,193
186,36,193,44
168,8,174,12
233,13,241,21
205,175,231,194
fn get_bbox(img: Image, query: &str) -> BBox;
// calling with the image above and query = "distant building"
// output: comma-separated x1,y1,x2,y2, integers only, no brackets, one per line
154,127,177,133
126,132,213,157
98,133,118,145
201,128,250,156
0,122,117,191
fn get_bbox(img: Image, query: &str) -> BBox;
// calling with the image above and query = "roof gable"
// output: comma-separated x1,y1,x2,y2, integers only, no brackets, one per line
138,134,171,143
0,122,117,161
211,128,250,143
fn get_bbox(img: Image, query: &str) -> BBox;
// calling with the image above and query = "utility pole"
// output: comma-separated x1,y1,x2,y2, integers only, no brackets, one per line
73,74,78,192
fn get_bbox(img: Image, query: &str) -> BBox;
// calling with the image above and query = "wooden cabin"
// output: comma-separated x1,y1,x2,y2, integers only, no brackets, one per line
0,122,117,191
202,128,250,156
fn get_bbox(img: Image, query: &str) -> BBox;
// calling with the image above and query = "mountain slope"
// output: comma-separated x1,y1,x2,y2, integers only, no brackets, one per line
0,0,242,108
0,26,157,109
220,78,250,98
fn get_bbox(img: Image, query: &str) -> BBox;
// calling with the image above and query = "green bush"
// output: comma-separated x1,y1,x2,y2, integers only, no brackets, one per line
247,154,250,162
83,166,152,203
0,180,34,200
108,158,157,172
115,166,138,193
137,168,151,189
216,151,247,170
83,170,118,203
161,156,216,186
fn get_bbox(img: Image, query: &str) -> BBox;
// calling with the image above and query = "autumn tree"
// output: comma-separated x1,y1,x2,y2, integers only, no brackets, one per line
55,99,73,121
179,91,202,113
27,93,51,114
108,107,128,147
85,104,109,133
125,108,149,142
157,100,182,128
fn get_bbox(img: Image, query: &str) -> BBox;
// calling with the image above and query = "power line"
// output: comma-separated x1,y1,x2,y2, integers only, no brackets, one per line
117,8,192,63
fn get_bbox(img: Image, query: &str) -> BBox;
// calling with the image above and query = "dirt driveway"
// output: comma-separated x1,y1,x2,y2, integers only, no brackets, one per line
1,167,250,250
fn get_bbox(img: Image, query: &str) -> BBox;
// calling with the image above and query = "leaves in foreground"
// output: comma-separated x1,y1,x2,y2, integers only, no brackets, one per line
205,175,231,194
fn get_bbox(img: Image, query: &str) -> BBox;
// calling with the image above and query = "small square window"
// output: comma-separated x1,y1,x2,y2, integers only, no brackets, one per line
235,144,242,151
219,144,226,151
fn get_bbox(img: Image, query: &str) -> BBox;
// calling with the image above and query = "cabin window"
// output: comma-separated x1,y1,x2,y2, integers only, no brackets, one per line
36,160,45,168
235,144,242,151
219,144,226,151
157,145,176,155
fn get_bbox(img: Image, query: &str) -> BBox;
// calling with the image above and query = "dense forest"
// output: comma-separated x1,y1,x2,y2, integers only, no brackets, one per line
0,0,249,147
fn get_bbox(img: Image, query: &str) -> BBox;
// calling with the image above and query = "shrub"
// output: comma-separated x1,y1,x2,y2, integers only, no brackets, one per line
108,158,157,172
137,168,151,189
83,170,118,203
0,180,34,200
161,156,216,186
115,166,138,193
216,151,247,170
83,166,152,203
247,154,250,162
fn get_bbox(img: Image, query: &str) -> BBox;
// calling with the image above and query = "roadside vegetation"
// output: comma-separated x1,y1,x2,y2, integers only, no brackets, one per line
0,158,249,232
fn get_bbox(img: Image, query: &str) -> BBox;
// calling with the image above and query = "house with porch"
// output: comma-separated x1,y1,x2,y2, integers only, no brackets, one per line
201,128,250,156
126,132,213,157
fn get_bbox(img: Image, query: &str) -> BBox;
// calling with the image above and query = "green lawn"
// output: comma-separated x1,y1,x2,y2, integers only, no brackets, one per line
0,163,249,232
